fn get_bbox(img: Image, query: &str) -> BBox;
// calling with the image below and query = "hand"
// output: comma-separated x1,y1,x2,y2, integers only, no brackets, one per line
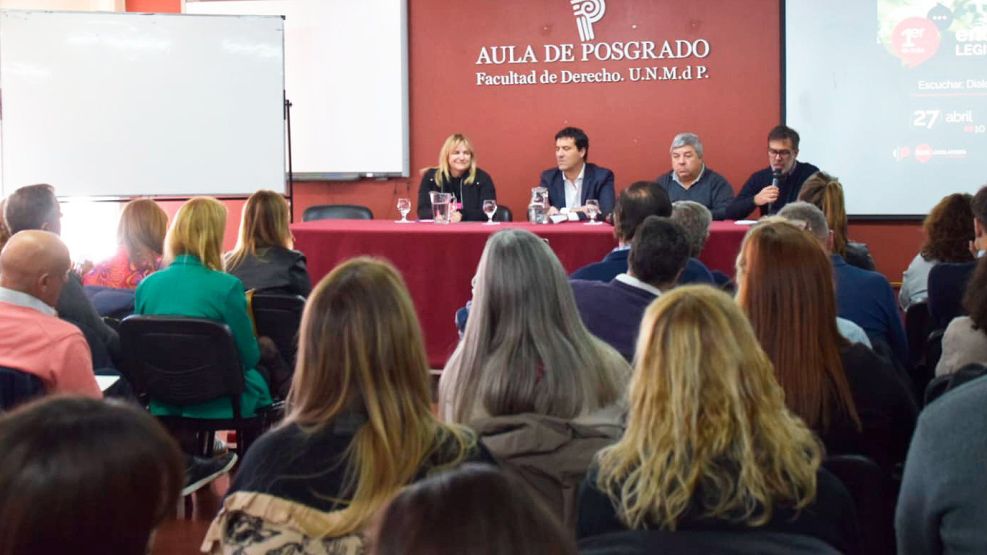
547,206,560,216
571,205,588,214
75,259,94,275
754,185,779,206
450,207,463,223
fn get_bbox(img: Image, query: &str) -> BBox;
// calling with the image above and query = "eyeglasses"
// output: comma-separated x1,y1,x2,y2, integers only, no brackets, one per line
769,149,793,158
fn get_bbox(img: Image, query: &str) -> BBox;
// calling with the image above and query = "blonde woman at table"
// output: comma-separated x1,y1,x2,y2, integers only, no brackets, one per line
439,228,630,528
417,133,497,222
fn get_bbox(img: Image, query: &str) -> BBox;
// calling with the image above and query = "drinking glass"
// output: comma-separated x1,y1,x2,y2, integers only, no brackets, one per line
395,197,411,223
482,199,499,225
585,199,602,225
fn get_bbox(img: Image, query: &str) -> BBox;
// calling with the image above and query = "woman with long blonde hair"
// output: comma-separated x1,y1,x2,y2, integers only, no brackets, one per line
735,220,916,472
225,189,311,296
416,133,497,222
578,286,856,552
799,172,875,270
204,258,479,554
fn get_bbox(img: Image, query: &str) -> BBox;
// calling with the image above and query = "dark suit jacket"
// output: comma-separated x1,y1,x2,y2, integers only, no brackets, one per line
539,162,615,219
928,260,977,330
570,278,657,361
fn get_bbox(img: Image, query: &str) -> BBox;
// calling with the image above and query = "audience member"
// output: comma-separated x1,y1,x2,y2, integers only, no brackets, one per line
725,125,820,219
371,464,576,555
225,189,311,297
936,256,987,376
735,220,916,472
899,193,974,312
896,374,987,555
927,184,987,329
656,132,734,220
440,229,630,527
571,181,713,284
577,286,858,553
540,127,615,220
778,202,908,365
0,396,183,555
798,172,876,270
570,216,690,361
82,198,167,290
0,231,100,398
670,199,732,287
204,258,480,553
4,183,120,369
136,197,272,420
0,198,9,252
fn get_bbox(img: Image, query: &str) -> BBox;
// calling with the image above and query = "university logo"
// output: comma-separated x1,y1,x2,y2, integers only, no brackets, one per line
571,0,606,42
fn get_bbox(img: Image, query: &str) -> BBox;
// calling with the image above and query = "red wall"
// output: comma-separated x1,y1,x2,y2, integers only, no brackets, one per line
128,0,922,282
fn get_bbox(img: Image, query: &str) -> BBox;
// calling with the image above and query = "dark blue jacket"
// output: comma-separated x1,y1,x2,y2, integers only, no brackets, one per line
570,248,713,285
539,162,615,219
724,161,821,220
927,260,977,330
570,278,657,361
833,254,908,365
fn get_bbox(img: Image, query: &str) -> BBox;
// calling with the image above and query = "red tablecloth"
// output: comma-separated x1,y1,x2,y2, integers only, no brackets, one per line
292,219,748,367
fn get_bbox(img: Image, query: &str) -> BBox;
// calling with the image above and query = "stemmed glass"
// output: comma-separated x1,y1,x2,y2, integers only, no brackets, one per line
585,199,602,225
482,199,499,225
395,197,412,223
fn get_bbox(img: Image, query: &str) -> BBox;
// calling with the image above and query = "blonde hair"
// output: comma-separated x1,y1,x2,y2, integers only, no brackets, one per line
596,286,820,530
441,229,629,423
799,172,850,256
433,133,477,189
285,257,475,537
225,190,292,272
164,197,226,271
118,199,168,270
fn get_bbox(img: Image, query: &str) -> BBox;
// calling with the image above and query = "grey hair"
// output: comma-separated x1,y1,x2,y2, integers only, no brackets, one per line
671,201,712,257
778,201,829,241
439,229,630,424
670,132,704,158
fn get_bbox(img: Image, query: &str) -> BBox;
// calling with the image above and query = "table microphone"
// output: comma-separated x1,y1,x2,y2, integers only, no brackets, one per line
767,169,783,214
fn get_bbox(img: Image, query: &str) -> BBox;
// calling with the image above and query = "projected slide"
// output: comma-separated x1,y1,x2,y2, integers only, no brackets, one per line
786,0,986,216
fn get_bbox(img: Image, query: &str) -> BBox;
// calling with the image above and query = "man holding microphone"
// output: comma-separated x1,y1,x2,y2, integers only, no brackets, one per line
725,125,820,220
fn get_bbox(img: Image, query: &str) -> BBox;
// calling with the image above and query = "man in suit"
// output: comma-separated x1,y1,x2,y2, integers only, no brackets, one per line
540,127,615,221
570,216,691,361
656,132,734,220
779,201,908,365
571,181,713,285
724,125,820,220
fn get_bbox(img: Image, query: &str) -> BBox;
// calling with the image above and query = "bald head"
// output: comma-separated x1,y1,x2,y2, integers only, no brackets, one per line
0,230,71,307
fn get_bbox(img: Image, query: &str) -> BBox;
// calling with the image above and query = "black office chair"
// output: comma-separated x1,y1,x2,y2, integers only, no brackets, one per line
251,293,305,370
302,204,373,221
120,315,276,458
491,205,513,222
823,454,894,555
904,301,931,369
925,363,987,405
0,366,44,411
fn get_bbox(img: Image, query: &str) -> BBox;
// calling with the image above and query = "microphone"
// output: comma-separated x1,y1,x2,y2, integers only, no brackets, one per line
767,169,783,214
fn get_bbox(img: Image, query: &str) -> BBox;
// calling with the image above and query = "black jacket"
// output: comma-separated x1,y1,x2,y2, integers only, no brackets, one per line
417,167,496,221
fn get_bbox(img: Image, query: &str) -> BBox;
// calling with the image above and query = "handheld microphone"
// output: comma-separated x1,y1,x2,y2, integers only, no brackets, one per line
767,169,783,214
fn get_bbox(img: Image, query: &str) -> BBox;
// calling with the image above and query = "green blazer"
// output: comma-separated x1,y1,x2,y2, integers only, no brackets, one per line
135,254,272,419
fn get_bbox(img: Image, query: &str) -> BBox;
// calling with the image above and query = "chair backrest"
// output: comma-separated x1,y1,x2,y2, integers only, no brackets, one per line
302,204,373,221
925,363,987,405
119,315,245,419
823,454,892,555
251,293,305,368
491,205,513,222
905,301,931,367
0,366,44,412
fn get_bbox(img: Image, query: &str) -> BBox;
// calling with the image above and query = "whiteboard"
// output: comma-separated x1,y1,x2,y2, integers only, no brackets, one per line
186,0,410,178
0,10,285,197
